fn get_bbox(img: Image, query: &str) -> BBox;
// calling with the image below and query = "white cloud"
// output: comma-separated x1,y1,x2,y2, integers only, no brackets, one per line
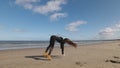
15,0,40,4
50,13,67,21
33,0,66,14
24,3,33,9
115,22,120,29
15,0,40,10
65,20,87,32
98,21,120,39
99,27,114,36
14,29,26,32
15,0,67,21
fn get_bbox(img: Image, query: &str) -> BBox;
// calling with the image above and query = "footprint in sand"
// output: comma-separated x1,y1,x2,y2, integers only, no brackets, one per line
75,61,87,67
105,56,120,64
113,56,120,59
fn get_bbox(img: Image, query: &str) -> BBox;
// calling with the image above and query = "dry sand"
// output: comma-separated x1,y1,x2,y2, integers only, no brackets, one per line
0,41,120,68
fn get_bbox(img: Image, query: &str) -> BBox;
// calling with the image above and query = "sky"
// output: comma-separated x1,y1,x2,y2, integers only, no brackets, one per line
0,0,120,40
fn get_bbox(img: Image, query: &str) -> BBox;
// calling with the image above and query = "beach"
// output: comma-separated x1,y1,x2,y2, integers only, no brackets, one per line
0,41,120,68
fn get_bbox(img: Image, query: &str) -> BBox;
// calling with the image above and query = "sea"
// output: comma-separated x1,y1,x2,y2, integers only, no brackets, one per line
0,40,111,50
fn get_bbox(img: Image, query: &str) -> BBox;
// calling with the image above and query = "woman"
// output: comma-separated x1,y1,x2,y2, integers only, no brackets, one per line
43,35,77,60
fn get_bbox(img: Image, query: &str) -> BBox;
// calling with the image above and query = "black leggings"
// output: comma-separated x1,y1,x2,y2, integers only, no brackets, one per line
45,36,64,55
45,36,55,55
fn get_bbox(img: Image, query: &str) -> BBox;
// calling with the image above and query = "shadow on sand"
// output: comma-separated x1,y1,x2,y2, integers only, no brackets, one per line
25,55,62,61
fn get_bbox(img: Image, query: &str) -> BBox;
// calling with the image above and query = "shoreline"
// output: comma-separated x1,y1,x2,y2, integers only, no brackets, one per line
0,40,117,51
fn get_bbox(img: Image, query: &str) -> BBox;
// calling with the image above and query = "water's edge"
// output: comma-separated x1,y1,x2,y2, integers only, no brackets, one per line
0,40,116,50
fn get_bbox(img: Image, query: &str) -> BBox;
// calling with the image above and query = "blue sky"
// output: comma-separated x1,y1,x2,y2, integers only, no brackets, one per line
0,0,120,40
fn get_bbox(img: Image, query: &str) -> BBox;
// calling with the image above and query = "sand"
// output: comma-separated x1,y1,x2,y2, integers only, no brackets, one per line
0,41,120,68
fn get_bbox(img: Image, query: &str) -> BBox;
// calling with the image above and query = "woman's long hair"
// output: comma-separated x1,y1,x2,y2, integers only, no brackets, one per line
64,38,77,48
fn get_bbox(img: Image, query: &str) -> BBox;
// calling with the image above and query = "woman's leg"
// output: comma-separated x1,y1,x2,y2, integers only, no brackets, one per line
45,36,55,53
47,36,55,60
44,35,55,60
60,43,65,56
45,44,51,53
48,44,54,55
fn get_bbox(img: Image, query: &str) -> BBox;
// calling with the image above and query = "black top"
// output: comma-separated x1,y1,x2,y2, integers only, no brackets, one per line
51,35,64,43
